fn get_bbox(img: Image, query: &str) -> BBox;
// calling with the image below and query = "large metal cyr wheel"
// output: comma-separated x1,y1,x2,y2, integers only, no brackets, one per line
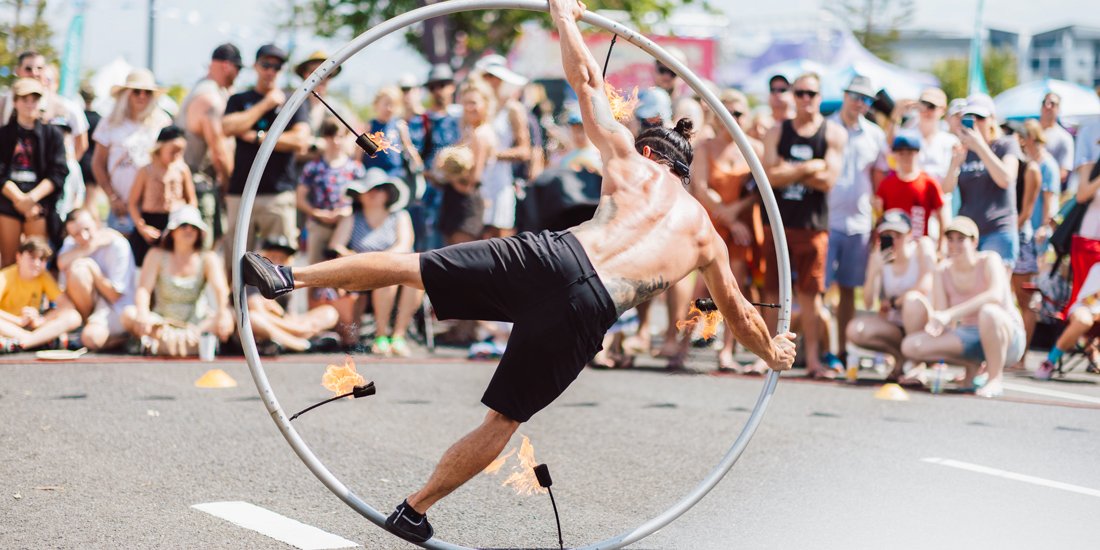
230,1,793,548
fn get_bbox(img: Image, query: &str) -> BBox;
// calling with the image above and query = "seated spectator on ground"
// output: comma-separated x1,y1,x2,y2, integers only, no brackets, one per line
1035,139,1100,380
247,237,338,353
846,210,935,381
121,207,233,356
296,118,361,266
876,134,946,242
0,78,68,268
128,125,197,266
57,209,136,351
900,217,1024,397
0,237,81,352
325,169,413,354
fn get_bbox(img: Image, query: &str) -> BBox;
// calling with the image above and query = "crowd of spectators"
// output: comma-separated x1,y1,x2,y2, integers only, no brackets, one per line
1,41,1099,398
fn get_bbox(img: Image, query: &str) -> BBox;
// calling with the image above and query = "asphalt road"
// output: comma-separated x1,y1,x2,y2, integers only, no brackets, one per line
3,347,1099,550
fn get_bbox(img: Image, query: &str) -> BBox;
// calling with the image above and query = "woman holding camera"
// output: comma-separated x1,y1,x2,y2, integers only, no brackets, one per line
846,210,935,381
942,95,1020,271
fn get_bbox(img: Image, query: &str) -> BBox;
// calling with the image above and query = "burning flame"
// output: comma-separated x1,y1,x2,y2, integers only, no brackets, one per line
481,435,547,495
321,356,366,398
605,83,639,122
676,303,723,340
365,131,400,156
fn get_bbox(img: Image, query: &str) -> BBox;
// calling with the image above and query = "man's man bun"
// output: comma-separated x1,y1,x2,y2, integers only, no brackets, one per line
673,117,694,141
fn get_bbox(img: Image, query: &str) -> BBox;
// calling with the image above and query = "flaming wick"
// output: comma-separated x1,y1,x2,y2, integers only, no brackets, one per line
677,301,723,340
289,356,377,421
311,90,384,157
605,83,639,122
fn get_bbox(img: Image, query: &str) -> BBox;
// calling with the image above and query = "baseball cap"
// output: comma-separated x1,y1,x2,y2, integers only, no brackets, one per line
944,216,979,239
843,74,875,99
260,235,298,256
878,209,912,234
212,43,243,68
397,73,419,90
635,87,672,122
947,98,968,117
256,44,289,63
475,54,527,86
565,110,583,125
425,64,455,85
962,93,995,118
918,87,947,108
769,74,790,88
892,133,922,151
12,78,44,98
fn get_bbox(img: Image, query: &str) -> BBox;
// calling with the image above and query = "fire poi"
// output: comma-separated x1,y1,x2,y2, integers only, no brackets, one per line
232,2,795,549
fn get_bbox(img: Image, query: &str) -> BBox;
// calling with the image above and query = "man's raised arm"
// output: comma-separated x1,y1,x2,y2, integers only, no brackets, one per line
550,0,635,160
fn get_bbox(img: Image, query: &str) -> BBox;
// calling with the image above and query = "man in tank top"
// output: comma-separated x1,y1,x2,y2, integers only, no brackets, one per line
760,72,847,379
176,43,241,249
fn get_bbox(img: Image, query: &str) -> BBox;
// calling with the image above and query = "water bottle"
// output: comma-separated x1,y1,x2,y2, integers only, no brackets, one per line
930,361,946,394
845,354,859,382
873,353,887,375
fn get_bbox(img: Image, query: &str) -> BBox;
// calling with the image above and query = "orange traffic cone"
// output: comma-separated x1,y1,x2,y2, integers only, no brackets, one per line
873,383,909,401
195,369,237,388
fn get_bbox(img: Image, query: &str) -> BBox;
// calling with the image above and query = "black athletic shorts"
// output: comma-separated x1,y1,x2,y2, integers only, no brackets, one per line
419,230,618,422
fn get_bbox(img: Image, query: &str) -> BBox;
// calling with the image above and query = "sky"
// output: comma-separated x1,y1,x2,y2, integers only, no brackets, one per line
28,0,1100,99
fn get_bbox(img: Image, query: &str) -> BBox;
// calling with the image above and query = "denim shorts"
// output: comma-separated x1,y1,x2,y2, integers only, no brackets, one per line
978,229,1018,269
1013,226,1038,275
825,229,870,288
955,322,1025,364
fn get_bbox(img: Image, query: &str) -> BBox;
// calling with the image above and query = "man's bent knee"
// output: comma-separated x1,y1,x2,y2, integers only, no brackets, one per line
485,409,522,431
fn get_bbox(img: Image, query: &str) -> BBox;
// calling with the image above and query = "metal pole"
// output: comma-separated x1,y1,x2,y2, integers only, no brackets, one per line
146,0,155,71
232,2,792,548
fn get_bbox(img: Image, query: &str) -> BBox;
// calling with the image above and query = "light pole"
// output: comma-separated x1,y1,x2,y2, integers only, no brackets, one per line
146,0,155,72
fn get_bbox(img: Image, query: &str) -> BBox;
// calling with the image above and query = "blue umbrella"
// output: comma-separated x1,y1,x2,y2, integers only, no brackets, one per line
994,78,1100,123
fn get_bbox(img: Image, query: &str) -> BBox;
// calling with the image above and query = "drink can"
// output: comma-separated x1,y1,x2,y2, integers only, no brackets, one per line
199,332,217,362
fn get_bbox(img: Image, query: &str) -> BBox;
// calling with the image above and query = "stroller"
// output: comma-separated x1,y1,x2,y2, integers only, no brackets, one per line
1036,222,1100,377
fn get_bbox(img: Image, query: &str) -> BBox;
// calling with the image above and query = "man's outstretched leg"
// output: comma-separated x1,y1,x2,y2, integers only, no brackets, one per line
242,251,424,299
386,410,520,543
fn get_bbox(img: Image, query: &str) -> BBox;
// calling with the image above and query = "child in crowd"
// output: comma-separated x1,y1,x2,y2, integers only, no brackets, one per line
128,125,196,265
876,133,946,242
297,118,362,266
0,237,82,352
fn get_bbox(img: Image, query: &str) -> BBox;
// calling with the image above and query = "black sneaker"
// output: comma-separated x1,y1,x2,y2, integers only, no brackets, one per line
385,500,433,543
241,252,295,299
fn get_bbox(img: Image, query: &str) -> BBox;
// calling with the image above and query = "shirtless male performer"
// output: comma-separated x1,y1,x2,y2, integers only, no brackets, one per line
242,0,796,542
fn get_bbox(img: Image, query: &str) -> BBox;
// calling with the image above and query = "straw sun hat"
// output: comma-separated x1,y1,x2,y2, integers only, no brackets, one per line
110,69,165,98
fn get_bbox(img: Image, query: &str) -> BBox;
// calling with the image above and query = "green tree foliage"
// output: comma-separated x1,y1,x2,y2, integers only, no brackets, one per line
828,0,914,63
0,0,57,85
307,0,703,67
931,48,1018,100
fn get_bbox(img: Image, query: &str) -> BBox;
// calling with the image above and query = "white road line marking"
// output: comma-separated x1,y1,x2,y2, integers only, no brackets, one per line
1001,382,1100,405
922,458,1100,499
192,501,359,550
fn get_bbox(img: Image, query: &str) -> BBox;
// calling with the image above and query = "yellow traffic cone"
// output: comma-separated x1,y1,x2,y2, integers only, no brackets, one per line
195,369,238,388
873,383,909,401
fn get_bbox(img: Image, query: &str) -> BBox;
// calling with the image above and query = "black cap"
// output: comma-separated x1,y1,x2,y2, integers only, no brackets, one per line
212,43,243,68
256,44,289,63
260,235,297,255
157,125,184,143
769,74,790,86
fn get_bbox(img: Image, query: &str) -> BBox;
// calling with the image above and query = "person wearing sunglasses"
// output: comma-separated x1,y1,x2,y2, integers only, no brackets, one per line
943,94,1021,273
767,73,793,125
689,88,766,371
887,88,958,198
91,69,172,250
1038,92,1074,187
222,44,312,269
653,46,688,100
761,72,847,379
824,74,889,372
176,43,243,251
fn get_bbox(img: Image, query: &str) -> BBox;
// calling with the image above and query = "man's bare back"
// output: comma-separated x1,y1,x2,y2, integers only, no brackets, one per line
571,155,716,315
